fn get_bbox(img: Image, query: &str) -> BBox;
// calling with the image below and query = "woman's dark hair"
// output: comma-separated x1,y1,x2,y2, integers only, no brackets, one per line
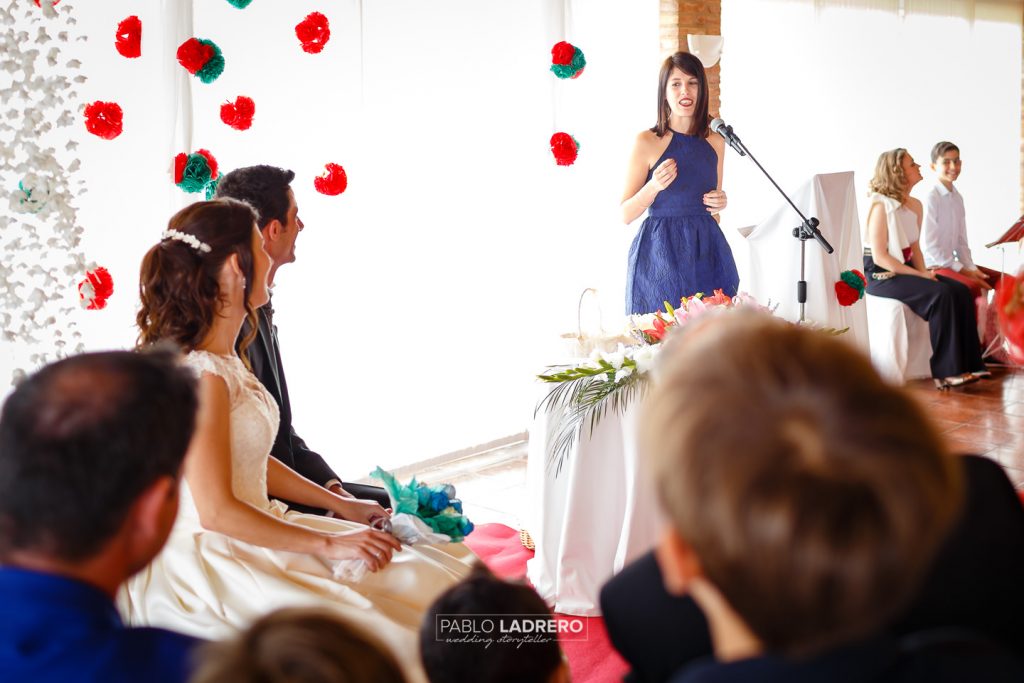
651,51,710,139
137,199,260,361
420,563,563,683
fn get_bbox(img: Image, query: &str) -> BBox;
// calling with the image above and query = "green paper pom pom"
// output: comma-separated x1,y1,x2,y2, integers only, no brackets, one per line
195,39,224,84
204,177,220,200
550,46,586,79
839,269,866,297
177,153,213,194
225,0,253,7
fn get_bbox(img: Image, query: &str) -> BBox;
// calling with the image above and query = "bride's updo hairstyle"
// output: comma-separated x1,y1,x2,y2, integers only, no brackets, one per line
137,199,260,359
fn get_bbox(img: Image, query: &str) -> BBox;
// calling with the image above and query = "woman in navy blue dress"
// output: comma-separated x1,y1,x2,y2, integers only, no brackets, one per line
621,52,739,315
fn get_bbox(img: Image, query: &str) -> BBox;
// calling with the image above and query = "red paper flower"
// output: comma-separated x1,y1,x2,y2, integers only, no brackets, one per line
550,132,579,166
835,281,860,307
78,266,114,311
176,37,214,74
296,12,331,54
314,163,348,196
33,0,62,7
114,16,141,58
195,149,219,179
551,41,575,66
83,101,123,140
997,273,1024,363
220,96,255,130
173,153,188,184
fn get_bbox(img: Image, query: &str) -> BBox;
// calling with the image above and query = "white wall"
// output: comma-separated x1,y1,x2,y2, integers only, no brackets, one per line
720,0,1022,276
2,0,660,480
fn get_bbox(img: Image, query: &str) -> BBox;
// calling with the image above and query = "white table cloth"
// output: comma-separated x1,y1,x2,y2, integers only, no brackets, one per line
525,388,664,616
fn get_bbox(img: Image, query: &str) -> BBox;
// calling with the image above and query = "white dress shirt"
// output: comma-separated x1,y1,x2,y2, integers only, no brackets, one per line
921,181,975,271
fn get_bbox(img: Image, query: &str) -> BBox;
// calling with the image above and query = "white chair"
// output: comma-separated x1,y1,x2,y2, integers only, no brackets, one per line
864,293,932,384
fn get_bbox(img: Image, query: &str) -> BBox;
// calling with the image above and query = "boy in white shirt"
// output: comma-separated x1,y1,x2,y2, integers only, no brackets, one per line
920,141,1007,355
921,141,1005,297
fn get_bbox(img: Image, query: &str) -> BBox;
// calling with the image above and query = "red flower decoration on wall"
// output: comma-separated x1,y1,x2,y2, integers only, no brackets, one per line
314,163,348,196
83,101,123,140
220,96,255,130
33,0,62,7
550,132,580,166
114,16,141,58
176,37,215,74
296,12,331,54
195,148,219,179
551,41,575,66
78,266,114,311
173,153,188,184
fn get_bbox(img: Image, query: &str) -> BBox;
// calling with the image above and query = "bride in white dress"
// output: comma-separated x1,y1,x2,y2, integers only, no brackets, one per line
122,199,473,676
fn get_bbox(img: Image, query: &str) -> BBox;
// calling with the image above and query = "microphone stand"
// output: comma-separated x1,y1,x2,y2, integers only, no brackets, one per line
725,134,833,323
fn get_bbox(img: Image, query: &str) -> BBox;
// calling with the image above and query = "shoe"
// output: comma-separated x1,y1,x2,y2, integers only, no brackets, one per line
935,373,980,390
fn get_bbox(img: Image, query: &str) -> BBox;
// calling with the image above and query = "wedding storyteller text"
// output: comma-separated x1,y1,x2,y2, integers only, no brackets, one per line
433,614,589,645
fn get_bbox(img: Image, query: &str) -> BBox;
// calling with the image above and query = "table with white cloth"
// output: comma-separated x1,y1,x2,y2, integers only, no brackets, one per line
525,387,664,616
743,171,869,352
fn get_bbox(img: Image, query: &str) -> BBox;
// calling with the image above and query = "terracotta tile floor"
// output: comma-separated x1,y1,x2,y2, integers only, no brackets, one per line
384,367,1024,532
905,367,1024,488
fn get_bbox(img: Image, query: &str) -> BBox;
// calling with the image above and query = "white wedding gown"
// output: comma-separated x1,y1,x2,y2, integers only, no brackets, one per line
120,351,474,676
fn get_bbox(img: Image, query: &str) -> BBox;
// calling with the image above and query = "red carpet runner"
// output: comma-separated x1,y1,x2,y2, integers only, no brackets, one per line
464,523,629,683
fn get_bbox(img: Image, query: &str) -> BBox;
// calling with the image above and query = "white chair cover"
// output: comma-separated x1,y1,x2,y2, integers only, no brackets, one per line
864,294,933,383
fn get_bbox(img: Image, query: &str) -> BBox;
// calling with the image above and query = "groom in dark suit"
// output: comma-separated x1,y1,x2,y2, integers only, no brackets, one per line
0,349,201,682
216,165,389,513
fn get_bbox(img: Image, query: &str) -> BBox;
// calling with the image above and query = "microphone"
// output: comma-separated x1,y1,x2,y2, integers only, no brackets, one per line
710,118,746,157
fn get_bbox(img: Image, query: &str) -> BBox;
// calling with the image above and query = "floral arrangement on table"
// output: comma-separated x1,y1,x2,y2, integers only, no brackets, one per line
537,290,779,474
371,467,475,543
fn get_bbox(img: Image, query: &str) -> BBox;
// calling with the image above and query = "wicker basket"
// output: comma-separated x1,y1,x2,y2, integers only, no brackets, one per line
559,288,635,358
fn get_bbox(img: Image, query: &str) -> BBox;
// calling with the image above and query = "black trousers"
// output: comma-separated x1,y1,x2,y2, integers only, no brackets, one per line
864,256,984,379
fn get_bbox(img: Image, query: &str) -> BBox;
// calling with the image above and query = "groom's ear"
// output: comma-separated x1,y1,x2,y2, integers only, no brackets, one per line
263,219,283,243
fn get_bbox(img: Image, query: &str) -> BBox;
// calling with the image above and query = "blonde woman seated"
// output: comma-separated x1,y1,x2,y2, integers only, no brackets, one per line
863,148,986,388
122,199,473,674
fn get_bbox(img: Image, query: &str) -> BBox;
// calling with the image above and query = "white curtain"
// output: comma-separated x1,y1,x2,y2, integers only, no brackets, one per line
4,0,660,478
720,0,1022,277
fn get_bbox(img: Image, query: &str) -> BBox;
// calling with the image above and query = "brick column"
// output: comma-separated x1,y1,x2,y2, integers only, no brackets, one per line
673,1,723,117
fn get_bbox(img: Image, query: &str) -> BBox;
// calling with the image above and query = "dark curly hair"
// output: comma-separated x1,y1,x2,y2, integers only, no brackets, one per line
214,164,295,230
137,199,260,362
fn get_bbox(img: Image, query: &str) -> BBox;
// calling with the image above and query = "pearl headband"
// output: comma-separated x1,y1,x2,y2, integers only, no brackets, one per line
162,228,211,254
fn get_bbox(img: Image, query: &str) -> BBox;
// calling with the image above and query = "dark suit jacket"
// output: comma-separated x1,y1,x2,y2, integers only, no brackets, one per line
600,455,1024,683
0,568,200,683
243,304,390,512
244,305,339,488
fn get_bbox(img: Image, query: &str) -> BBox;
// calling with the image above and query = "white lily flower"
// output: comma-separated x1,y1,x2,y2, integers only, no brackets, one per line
633,345,659,374
614,366,634,383
603,343,626,369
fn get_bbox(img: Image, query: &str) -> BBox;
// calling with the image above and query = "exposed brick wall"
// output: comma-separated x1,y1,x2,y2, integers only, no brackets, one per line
663,0,723,117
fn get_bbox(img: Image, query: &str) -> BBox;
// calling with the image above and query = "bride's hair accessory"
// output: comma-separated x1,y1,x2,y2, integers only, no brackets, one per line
162,228,212,253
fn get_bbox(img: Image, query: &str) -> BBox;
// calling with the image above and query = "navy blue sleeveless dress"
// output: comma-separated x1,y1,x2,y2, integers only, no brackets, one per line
625,131,739,314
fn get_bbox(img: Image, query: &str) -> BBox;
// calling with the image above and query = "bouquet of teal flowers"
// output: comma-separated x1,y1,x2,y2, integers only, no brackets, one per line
371,467,475,542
